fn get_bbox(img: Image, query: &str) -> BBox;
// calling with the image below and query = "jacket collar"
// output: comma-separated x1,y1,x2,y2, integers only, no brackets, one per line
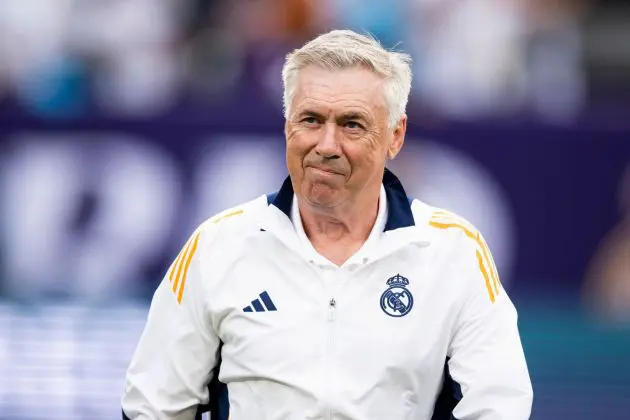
260,168,428,265
265,168,415,232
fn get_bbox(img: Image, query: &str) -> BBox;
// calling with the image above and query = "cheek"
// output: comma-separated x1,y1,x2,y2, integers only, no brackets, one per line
286,134,310,174
350,136,384,166
342,146,375,180
287,128,311,151
286,146,301,171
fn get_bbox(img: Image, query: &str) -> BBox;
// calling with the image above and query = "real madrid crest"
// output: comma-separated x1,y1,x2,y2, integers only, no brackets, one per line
380,274,414,317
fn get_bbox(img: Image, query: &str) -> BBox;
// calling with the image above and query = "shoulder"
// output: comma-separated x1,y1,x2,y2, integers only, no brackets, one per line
194,194,271,244
410,198,488,251
410,199,496,275
412,199,502,302
162,194,272,302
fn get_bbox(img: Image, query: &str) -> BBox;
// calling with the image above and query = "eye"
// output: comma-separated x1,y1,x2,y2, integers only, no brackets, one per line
300,117,319,125
344,121,364,130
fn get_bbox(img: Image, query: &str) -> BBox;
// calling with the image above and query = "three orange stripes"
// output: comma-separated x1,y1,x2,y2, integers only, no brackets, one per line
429,211,501,303
167,231,201,304
166,209,243,304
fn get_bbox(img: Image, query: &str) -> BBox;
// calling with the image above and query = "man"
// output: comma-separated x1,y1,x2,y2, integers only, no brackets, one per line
122,30,533,419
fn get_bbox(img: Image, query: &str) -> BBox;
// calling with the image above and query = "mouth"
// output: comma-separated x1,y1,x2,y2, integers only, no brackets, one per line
308,166,342,176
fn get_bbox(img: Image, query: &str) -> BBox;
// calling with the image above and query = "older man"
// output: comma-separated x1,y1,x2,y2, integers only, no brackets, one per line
122,30,533,420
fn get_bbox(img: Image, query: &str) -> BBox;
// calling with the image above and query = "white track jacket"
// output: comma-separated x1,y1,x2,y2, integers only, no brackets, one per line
122,169,533,420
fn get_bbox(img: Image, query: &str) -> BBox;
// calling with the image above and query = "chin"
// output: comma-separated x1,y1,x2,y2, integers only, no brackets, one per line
304,182,341,208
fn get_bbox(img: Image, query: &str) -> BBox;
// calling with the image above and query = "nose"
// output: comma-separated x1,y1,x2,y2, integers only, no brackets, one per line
315,122,341,159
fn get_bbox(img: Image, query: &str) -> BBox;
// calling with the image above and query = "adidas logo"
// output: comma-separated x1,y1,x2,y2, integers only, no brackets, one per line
243,291,277,312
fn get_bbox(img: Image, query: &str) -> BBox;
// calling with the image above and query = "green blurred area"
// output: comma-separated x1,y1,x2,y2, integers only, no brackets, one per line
515,294,630,419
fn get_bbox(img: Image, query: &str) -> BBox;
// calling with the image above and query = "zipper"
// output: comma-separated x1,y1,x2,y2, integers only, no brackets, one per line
326,297,336,420
328,298,336,321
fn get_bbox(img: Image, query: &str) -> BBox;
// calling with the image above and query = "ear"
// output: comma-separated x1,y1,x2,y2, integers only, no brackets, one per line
387,114,407,160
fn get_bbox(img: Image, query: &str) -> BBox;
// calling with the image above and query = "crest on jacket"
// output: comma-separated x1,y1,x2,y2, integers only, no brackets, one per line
380,274,414,317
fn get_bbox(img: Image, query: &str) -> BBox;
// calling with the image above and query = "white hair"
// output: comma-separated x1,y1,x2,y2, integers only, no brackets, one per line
282,29,413,128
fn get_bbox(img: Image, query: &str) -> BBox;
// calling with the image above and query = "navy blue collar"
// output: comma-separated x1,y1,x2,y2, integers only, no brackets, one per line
266,168,415,232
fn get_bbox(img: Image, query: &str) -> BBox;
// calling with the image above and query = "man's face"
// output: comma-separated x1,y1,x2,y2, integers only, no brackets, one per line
285,65,406,210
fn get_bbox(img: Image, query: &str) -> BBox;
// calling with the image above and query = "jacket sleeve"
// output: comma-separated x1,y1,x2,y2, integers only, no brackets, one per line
446,232,533,420
122,227,221,420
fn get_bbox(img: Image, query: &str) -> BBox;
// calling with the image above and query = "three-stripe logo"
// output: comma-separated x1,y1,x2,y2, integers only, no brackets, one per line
167,230,201,304
243,291,277,312
428,210,501,303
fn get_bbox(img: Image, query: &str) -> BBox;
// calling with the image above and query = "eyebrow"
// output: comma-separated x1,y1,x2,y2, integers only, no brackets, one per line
297,110,325,119
337,112,368,122
296,109,371,124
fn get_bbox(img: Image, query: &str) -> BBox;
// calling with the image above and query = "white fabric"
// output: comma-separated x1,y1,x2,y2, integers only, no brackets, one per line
122,189,533,420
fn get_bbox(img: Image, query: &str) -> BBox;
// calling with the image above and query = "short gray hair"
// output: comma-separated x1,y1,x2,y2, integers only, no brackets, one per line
282,29,413,128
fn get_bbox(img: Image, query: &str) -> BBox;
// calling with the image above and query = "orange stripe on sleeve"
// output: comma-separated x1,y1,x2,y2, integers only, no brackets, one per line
478,235,500,295
429,221,477,242
431,212,477,233
476,250,496,303
212,209,243,224
168,247,186,282
428,220,498,303
177,232,201,304
172,236,195,293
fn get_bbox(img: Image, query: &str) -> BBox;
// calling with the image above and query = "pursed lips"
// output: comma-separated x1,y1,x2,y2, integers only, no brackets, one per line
308,166,343,175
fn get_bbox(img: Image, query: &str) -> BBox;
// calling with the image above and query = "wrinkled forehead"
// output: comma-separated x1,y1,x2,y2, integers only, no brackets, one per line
291,65,388,118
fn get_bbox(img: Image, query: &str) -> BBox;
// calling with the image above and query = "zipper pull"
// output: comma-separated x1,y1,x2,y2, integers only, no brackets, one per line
328,298,336,321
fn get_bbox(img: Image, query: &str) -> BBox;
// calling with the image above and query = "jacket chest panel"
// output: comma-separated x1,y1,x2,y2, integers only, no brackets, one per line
212,251,328,383
211,247,458,391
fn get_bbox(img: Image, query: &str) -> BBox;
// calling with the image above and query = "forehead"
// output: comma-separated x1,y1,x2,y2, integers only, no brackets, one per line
292,65,387,116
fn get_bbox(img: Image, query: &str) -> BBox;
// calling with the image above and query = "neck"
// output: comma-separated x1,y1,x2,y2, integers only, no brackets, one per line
299,188,380,244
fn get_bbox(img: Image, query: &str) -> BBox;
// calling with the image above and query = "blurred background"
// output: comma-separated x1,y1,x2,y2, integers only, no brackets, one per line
0,0,629,419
